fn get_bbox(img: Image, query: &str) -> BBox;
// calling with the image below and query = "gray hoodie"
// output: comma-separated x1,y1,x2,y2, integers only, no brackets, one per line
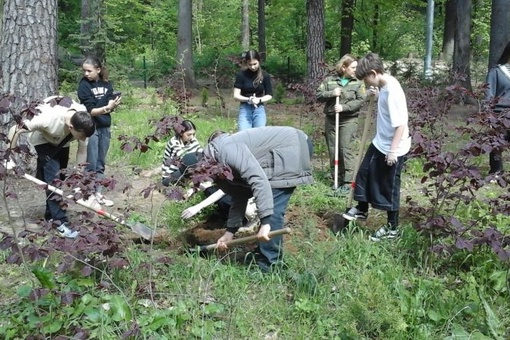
204,126,313,229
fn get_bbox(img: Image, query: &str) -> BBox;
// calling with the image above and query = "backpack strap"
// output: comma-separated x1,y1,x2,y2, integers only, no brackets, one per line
44,133,73,162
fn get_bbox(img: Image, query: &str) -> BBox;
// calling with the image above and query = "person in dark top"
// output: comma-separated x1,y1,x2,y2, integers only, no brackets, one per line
77,56,121,207
233,50,273,131
486,41,510,176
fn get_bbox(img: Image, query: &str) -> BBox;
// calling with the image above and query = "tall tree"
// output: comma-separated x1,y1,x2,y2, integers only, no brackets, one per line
452,0,472,91
258,0,266,61
80,0,102,59
339,0,355,57
1,0,58,100
488,0,510,69
441,0,455,62
306,0,325,84
177,0,196,88
241,0,250,50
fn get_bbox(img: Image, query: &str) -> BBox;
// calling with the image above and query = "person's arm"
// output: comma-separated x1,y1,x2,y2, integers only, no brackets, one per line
76,140,88,165
77,80,119,116
7,124,28,148
233,87,252,103
386,125,406,166
316,77,340,102
181,189,226,219
340,82,367,113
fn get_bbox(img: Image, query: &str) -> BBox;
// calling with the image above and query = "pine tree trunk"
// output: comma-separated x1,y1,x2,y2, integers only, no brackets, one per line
258,0,266,61
306,0,325,85
241,0,250,50
177,0,196,88
452,0,472,91
441,0,455,62
340,0,355,57
1,0,58,101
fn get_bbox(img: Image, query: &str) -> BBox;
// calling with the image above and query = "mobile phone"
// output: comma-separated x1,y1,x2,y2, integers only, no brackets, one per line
112,91,122,99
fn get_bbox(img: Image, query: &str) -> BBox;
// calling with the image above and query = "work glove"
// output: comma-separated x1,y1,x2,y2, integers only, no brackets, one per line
386,151,398,166
181,205,202,219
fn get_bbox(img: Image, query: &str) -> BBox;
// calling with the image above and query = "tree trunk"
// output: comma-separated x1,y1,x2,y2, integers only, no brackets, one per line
452,0,472,91
241,0,250,50
306,0,325,85
177,0,196,88
372,4,380,53
488,0,510,69
1,0,58,100
339,0,355,57
80,0,104,60
441,0,455,62
258,0,266,61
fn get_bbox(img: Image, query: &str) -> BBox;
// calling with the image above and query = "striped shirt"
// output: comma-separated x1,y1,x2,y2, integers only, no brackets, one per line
162,136,203,178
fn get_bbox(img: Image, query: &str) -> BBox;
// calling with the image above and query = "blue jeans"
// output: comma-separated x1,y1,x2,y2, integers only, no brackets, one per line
35,144,70,223
238,103,266,131
86,126,111,182
256,187,295,272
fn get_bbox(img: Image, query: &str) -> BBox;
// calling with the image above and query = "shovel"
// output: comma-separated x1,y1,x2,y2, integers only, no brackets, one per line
331,96,375,235
190,227,292,253
23,173,154,240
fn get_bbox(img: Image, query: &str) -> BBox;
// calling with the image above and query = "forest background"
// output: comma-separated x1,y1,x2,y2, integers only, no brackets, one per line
1,0,510,339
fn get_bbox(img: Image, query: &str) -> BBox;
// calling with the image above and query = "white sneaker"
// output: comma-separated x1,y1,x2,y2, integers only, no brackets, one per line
370,225,399,242
95,193,114,207
57,223,79,239
84,195,102,210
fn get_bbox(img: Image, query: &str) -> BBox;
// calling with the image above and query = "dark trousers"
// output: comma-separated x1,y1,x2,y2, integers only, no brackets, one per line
353,144,404,211
35,144,70,223
162,152,200,186
255,187,295,271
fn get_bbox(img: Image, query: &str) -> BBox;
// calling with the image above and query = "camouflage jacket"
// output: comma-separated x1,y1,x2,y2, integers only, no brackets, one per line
316,76,366,117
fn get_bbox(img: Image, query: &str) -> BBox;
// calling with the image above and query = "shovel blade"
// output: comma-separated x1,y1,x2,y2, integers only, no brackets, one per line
130,222,154,240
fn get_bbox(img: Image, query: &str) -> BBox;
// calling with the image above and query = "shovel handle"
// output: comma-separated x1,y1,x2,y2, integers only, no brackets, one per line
199,227,292,251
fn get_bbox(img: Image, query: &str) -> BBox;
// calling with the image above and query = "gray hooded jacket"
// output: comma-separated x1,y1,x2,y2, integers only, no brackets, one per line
204,126,313,229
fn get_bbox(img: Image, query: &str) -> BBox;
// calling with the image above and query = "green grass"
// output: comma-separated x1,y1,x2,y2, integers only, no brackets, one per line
1,87,509,339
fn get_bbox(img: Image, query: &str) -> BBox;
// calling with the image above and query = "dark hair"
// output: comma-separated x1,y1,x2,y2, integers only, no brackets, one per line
207,130,226,143
242,50,264,86
71,111,95,137
174,119,196,137
336,54,357,77
497,41,510,65
355,52,385,80
82,56,109,82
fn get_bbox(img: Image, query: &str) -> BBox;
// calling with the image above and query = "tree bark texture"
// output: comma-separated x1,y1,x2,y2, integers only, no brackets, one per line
340,0,355,57
488,0,510,70
441,0,455,62
241,0,250,50
1,0,58,101
306,0,325,85
177,0,196,88
258,0,266,61
452,0,472,91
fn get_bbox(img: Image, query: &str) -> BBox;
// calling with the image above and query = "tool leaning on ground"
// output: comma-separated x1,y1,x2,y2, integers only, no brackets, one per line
21,172,155,240
331,95,375,234
190,227,292,253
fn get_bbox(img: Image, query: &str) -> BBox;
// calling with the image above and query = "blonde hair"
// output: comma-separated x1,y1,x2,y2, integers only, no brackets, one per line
335,54,357,77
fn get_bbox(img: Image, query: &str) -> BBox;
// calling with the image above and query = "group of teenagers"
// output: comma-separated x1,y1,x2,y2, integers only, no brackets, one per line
9,40,510,272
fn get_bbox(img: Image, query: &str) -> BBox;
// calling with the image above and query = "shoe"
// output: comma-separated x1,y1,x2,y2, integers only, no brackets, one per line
342,207,368,221
489,175,500,184
369,225,399,242
57,223,79,239
84,195,102,210
95,193,114,207
332,185,350,196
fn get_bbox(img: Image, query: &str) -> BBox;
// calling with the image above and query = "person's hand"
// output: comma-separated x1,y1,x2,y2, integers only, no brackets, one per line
333,87,342,97
386,151,398,166
183,187,195,199
368,86,379,98
2,158,16,171
216,231,234,250
334,104,343,113
248,95,258,108
257,224,271,241
181,205,202,219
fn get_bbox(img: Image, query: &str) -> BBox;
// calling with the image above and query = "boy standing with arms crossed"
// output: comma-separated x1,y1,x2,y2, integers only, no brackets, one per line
342,53,411,241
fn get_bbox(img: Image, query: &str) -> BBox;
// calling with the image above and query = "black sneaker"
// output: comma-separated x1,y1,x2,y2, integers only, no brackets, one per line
342,207,368,221
370,225,399,242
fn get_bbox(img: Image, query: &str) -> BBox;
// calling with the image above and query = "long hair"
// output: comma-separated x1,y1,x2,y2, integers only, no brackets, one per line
497,41,510,65
242,50,264,87
83,56,109,82
335,54,357,77
174,119,196,138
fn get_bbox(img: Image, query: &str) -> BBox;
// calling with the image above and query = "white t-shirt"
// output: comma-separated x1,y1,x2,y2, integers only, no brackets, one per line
372,75,411,156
